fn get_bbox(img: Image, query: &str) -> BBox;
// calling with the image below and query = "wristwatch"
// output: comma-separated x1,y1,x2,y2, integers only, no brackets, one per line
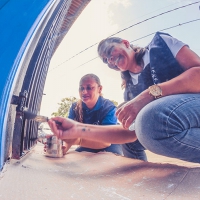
148,84,162,99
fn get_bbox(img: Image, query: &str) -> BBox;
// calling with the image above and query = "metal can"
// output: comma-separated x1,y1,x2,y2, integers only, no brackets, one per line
45,136,63,158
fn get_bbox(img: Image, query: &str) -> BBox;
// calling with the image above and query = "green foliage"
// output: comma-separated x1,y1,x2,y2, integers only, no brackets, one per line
110,100,118,107
51,96,78,117
51,96,118,117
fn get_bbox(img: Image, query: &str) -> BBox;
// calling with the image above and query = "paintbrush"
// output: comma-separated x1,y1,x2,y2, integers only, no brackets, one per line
23,110,62,125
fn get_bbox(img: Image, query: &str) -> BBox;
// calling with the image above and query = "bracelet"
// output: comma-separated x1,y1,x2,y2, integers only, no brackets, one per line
79,138,82,146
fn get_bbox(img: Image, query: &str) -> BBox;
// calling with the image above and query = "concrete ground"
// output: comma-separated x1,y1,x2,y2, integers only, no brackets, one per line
0,142,200,200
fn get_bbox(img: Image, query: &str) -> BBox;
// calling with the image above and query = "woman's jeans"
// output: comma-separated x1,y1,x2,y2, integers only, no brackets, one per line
75,144,123,156
122,140,147,161
135,93,200,163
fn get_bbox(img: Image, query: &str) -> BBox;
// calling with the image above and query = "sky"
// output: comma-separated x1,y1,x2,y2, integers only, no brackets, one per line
40,0,200,117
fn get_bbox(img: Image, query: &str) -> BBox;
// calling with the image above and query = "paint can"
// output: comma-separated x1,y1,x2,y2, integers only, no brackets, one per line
45,136,63,158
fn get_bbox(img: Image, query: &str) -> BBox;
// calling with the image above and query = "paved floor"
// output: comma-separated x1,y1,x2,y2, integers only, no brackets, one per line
0,143,200,200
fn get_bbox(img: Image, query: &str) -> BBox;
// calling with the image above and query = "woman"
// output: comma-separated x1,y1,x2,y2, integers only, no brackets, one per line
117,101,146,161
48,32,200,163
62,73,123,155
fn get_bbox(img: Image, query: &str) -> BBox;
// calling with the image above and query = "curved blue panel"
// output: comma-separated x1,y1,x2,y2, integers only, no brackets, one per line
0,0,56,170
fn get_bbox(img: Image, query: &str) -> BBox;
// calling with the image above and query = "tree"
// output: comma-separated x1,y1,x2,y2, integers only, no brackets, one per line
51,96,118,117
51,96,78,117
110,100,118,107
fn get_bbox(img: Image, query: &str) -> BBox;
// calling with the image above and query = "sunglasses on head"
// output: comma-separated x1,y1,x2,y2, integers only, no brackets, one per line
79,86,95,91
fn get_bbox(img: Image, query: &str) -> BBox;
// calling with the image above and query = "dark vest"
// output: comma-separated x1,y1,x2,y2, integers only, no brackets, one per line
124,32,184,101
72,96,116,125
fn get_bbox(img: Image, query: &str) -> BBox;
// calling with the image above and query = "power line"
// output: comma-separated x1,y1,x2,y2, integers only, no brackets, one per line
109,1,200,37
72,18,200,70
130,18,200,43
49,1,200,72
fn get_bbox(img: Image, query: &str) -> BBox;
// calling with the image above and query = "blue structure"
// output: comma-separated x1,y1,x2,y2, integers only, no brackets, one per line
0,0,90,170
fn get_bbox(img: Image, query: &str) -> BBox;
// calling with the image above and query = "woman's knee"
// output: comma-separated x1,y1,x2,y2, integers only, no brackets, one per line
134,97,171,148
135,94,200,148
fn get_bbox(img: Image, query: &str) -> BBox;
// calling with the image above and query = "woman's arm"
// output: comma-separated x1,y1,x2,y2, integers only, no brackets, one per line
161,46,200,95
67,102,111,149
48,117,137,144
116,46,200,129
80,107,118,148
78,139,111,149
66,106,122,149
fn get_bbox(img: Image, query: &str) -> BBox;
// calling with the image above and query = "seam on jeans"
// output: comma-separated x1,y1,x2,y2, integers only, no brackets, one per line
172,135,200,151
165,96,200,137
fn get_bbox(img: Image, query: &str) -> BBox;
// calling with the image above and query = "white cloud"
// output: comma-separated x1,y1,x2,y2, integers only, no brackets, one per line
104,0,131,8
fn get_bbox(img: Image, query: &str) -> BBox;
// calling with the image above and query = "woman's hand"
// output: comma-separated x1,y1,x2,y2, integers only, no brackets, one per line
48,117,78,140
116,91,154,129
62,138,81,155
43,138,80,155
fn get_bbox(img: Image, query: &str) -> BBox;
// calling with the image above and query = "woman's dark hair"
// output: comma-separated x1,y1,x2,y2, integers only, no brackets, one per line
97,37,146,89
79,73,101,87
74,74,102,122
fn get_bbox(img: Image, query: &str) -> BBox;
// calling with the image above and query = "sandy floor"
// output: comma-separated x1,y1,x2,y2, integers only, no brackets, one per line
0,143,200,200
70,145,200,168
146,150,200,168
